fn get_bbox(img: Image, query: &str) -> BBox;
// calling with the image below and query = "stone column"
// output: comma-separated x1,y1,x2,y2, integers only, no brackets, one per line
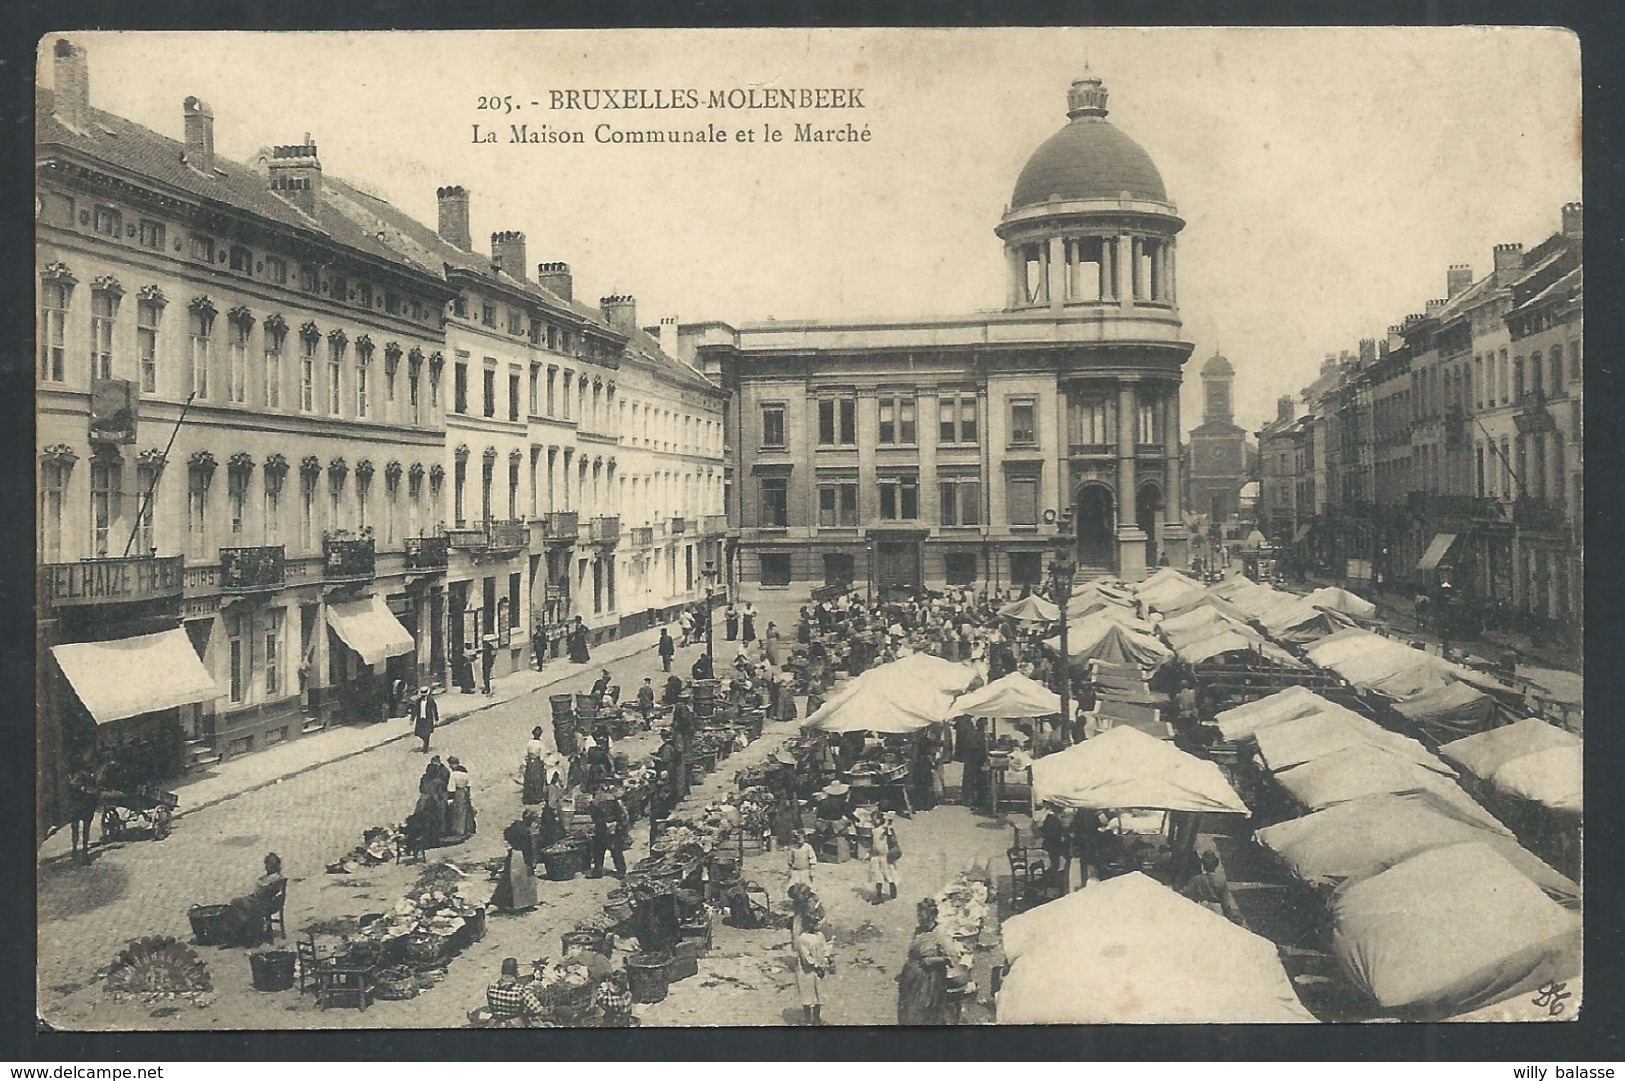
1116,378,1148,581
1162,385,1189,568
1007,246,1025,308
1047,236,1064,312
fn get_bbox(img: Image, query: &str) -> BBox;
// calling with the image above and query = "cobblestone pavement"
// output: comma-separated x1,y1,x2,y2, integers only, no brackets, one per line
40,590,1013,1029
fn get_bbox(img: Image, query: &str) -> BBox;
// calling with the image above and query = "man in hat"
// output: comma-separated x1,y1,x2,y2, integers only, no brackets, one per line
636,677,657,729
678,606,695,648
532,621,548,672
480,634,499,696
589,783,630,879
658,627,676,672
591,667,613,707
409,686,439,753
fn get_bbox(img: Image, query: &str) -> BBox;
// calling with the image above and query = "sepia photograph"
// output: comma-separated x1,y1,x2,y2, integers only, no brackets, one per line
34,26,1582,1031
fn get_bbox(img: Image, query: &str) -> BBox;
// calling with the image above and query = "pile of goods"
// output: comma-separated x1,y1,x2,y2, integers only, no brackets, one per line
347,862,486,976
466,957,599,1028
935,873,993,945
846,753,908,783
101,936,213,1003
326,825,404,873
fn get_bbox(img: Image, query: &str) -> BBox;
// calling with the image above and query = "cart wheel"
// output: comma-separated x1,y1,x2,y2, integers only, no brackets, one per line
100,808,118,842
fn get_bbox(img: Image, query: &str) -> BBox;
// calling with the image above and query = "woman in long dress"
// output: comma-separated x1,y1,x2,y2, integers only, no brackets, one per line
489,815,538,914
415,761,448,845
522,727,549,805
896,898,954,1025
221,853,287,947
446,757,475,839
793,908,834,1025
568,617,591,664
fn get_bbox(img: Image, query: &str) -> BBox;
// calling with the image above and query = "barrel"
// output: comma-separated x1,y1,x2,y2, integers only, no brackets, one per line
561,928,608,956
549,693,574,720
188,904,232,946
626,953,669,1004
574,693,599,720
249,949,297,992
552,716,578,756
542,844,585,882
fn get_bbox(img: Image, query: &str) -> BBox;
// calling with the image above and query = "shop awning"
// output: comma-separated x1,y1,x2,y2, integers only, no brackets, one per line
1293,523,1313,544
326,595,415,666
1416,532,1459,571
51,628,219,725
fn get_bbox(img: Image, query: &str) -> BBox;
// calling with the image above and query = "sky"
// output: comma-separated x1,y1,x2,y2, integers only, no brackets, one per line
43,27,1580,432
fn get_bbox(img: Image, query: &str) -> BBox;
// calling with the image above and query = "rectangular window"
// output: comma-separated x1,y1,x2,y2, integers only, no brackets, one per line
483,366,496,418
1068,398,1111,445
509,371,521,422
227,612,245,704
823,552,855,586
528,366,540,417
134,462,158,553
761,477,789,528
454,459,467,526
454,360,469,414
328,474,345,531
817,481,859,527
939,478,982,526
1009,551,1043,587
299,264,318,292
409,368,421,424
561,373,573,419
878,395,918,445
818,397,857,446
301,472,318,550
508,458,520,519
228,469,248,534
482,304,497,328
228,319,249,403
139,219,165,249
546,369,557,416
761,403,787,448
760,553,792,588
357,475,370,530
300,335,316,412
40,281,68,383
189,309,212,399
1006,475,1039,526
40,462,68,561
191,233,215,262
878,475,919,520
327,339,344,416
264,478,281,541
1137,401,1158,444
263,325,283,409
188,469,210,558
356,283,372,309
94,205,122,237
945,552,978,586
229,245,252,274
1009,398,1036,445
263,610,283,696
89,458,120,557
265,257,287,284
89,291,117,381
356,353,370,418
940,393,979,444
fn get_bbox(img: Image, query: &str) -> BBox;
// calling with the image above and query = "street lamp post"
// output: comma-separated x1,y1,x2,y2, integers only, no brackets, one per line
1048,510,1078,745
703,558,718,670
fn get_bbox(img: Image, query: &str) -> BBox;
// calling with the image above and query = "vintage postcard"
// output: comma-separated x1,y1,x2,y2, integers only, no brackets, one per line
34,27,1581,1030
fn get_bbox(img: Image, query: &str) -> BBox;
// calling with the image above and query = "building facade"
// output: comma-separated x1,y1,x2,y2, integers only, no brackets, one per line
686,74,1194,597
1184,352,1249,526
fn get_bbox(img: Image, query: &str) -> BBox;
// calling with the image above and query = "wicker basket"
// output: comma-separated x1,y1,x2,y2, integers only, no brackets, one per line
373,965,419,1000
399,932,449,967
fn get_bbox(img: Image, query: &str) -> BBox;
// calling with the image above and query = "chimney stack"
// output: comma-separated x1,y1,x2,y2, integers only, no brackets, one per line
657,316,679,359
1359,338,1377,364
267,138,322,215
491,231,527,280
1447,263,1473,298
537,262,572,301
1493,242,1525,286
1387,324,1405,352
52,39,90,134
600,295,637,336
1277,396,1295,423
436,185,471,251
1561,201,1583,239
183,96,215,174
1424,298,1446,318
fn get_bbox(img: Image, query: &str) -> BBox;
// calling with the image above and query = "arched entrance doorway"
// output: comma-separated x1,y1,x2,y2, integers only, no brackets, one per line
1075,483,1114,566
1137,481,1163,567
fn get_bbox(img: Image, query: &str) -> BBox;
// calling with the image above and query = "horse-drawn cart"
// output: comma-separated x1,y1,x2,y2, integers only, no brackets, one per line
99,785,179,842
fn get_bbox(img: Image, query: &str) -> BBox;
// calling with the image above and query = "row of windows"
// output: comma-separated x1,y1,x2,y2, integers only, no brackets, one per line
756,549,1046,589
758,472,1039,529
48,195,435,322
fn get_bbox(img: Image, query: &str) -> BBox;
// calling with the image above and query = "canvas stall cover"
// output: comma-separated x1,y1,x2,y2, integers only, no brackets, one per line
1031,725,1248,814
1271,746,1510,835
951,672,1060,719
1253,709,1449,776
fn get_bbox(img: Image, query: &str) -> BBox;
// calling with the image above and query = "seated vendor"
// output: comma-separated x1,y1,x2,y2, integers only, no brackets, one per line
486,957,541,1020
220,853,286,948
565,939,616,983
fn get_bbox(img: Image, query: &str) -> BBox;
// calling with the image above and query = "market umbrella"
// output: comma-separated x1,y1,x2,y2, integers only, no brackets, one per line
1031,725,1249,814
952,672,1061,719
1303,586,1378,620
996,593,1060,623
1329,842,1581,1018
1254,790,1579,905
998,872,1313,1024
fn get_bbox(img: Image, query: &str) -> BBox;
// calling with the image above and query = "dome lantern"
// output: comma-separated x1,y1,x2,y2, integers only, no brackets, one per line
1067,74,1110,120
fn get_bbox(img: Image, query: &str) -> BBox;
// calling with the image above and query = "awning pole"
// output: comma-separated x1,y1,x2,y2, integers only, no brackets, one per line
122,392,197,559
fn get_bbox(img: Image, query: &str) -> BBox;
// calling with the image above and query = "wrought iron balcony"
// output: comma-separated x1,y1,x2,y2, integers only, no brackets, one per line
701,513,729,536
669,516,687,535
322,533,376,581
446,527,489,550
1515,389,1557,435
630,525,655,547
540,510,579,539
404,535,449,570
219,545,286,592
486,519,529,550
590,515,620,543
1513,497,1571,534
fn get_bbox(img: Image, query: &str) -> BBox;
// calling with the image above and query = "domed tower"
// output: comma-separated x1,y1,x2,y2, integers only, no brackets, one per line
996,73,1183,319
995,72,1192,580
1201,352,1235,424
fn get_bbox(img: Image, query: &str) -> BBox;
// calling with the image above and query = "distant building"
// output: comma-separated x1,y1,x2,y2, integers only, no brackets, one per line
1184,351,1249,525
684,72,1194,596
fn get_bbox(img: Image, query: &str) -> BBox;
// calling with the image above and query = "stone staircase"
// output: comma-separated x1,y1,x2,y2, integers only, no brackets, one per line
184,738,221,770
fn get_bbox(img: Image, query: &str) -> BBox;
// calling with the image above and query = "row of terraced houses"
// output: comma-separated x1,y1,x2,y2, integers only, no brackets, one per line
35,40,730,838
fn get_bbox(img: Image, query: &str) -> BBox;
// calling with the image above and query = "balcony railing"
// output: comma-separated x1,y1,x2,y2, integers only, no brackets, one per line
404,535,450,570
590,515,621,543
487,519,528,550
446,527,489,550
540,511,579,540
669,516,687,535
701,514,729,536
323,534,376,581
629,525,655,547
1514,498,1571,534
219,545,286,592
1515,390,1557,435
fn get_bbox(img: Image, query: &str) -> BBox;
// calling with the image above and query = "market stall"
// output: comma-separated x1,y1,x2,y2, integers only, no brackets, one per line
1301,586,1377,620
1267,745,1510,835
1327,842,1580,1019
1251,708,1449,776
998,872,1314,1023
1439,717,1582,880
1389,680,1499,744
1032,726,1249,816
996,594,1059,623
1045,620,1171,673
1211,686,1336,742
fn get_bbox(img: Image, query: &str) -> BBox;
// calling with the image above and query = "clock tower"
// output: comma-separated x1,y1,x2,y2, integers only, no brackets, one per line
1185,351,1249,526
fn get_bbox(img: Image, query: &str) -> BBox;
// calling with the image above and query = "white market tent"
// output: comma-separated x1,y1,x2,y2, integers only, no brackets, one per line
997,593,1060,623
1439,716,1582,814
1488,745,1582,815
801,656,965,734
1212,686,1331,742
1031,725,1249,814
1136,571,1209,611
952,671,1061,719
999,872,1314,1024
1047,621,1172,670
885,652,980,696
1254,790,1579,905
1259,598,1354,642
1066,582,1135,618
1227,583,1299,619
1329,842,1581,1018
1271,745,1510,835
1303,586,1378,620
1252,709,1450,776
